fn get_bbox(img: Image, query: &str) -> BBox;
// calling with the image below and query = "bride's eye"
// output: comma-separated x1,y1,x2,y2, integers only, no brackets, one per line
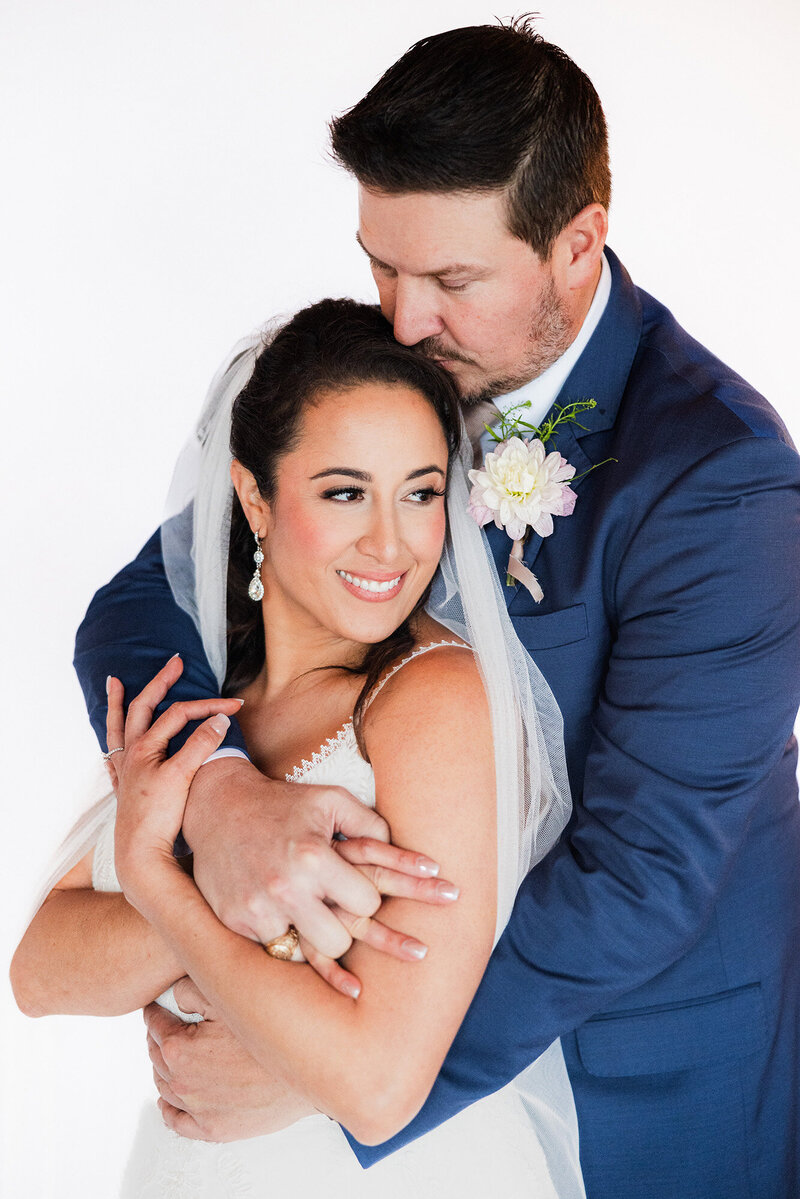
407,486,446,504
321,486,365,502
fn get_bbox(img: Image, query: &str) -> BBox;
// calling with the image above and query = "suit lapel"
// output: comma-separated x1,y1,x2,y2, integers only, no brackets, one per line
486,247,643,592
519,421,595,571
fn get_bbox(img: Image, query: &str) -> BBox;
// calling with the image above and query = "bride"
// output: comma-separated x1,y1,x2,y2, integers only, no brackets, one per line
12,299,580,1197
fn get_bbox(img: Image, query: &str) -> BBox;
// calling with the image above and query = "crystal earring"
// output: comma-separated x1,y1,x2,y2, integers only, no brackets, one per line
248,532,265,601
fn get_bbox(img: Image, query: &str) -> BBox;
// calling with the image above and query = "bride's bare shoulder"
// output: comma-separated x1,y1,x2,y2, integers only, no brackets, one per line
361,614,495,835
363,615,485,746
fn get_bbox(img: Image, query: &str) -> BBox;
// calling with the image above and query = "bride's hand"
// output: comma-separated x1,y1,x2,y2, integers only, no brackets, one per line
106,656,244,895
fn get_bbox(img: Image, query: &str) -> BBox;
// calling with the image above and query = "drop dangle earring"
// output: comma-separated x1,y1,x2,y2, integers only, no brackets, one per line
248,532,265,602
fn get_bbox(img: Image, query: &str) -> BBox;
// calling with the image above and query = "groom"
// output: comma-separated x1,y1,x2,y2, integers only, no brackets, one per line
75,19,800,1198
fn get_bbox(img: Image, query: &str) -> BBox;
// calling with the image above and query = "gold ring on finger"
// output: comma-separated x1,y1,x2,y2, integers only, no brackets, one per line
264,925,300,960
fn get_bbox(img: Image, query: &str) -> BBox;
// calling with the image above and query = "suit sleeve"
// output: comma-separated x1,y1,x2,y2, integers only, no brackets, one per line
348,433,800,1162
73,528,247,756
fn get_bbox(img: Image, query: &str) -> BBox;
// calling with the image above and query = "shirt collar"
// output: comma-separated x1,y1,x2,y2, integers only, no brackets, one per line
492,252,612,430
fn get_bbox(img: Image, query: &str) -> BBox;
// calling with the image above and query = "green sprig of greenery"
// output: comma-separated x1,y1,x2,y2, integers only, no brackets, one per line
486,397,617,491
487,398,597,447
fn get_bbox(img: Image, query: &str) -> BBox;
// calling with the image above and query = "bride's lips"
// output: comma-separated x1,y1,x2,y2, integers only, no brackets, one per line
336,569,407,602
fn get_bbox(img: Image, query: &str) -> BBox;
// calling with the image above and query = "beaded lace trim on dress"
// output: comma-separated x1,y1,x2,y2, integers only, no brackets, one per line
286,723,359,783
285,640,471,783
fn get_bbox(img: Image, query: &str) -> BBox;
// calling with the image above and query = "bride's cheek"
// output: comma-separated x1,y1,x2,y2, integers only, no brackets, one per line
418,509,447,574
271,498,339,571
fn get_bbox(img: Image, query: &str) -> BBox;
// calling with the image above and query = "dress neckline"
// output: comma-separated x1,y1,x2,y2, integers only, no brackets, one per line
286,722,358,783
285,639,471,782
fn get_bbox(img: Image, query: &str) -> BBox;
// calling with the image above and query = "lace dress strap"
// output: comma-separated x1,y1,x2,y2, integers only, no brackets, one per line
364,639,472,712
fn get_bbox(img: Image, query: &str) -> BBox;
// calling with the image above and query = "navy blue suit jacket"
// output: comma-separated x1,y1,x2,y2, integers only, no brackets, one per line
75,250,800,1198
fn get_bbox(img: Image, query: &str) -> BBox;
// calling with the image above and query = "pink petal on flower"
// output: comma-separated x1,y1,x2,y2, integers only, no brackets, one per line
505,516,528,541
557,485,577,516
541,451,573,482
536,482,562,508
532,510,555,538
553,458,577,483
467,499,494,527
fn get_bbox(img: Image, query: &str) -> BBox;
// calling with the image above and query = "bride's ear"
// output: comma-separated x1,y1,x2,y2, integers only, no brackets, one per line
230,459,271,539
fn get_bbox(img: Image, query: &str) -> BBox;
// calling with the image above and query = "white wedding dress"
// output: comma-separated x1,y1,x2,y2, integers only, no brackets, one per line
92,644,573,1199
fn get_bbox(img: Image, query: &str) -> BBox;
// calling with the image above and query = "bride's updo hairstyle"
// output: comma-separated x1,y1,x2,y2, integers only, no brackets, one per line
225,297,461,747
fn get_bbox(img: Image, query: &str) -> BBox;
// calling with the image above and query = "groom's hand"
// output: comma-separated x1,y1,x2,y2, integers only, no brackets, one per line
144,980,315,1142
182,757,459,994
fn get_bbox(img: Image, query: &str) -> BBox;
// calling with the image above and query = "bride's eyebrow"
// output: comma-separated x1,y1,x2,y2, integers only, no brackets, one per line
311,468,371,481
407,466,445,480
310,466,445,482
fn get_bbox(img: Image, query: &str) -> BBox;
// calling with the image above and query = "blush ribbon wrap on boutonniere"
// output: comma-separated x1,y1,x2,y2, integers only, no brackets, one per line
466,399,607,603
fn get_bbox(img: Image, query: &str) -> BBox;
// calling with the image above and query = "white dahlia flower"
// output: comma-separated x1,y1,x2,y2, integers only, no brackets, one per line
467,436,577,541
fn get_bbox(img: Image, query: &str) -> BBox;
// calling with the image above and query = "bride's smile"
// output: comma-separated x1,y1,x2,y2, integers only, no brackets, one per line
335,569,406,600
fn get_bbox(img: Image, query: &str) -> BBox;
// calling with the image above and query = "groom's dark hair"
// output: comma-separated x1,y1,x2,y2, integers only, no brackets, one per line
330,16,610,259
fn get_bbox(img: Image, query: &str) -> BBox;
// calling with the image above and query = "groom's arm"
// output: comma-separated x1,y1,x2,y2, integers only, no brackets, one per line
347,432,800,1162
74,527,247,754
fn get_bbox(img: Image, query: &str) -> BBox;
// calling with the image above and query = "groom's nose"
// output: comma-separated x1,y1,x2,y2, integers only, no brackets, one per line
388,277,445,347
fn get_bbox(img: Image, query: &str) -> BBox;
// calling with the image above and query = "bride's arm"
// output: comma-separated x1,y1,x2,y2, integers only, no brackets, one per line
118,647,497,1146
10,849,185,1018
10,690,243,1019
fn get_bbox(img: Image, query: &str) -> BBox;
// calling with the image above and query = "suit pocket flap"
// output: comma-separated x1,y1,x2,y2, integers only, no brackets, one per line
575,983,767,1077
513,603,588,651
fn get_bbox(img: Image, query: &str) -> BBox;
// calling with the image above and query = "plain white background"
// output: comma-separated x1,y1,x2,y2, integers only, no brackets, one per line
2,2,798,1195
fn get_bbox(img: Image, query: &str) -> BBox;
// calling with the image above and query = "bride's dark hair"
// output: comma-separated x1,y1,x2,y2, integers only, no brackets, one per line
224,297,462,751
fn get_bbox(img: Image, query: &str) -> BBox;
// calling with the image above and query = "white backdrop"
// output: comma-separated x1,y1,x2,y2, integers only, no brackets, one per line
2,2,798,1195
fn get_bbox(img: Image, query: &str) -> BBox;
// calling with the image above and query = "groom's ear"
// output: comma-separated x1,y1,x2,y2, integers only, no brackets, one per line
552,202,608,292
230,459,270,538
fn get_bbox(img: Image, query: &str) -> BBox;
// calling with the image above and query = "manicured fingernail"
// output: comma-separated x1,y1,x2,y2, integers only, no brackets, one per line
209,713,230,735
416,856,440,877
106,675,112,695
342,980,361,999
402,939,428,960
169,652,181,662
437,883,460,901
236,698,245,707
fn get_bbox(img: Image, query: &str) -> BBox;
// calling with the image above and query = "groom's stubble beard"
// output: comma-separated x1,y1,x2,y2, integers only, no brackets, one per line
417,273,573,408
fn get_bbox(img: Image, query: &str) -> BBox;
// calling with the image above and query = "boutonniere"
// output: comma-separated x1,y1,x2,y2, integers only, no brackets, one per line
467,399,609,603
